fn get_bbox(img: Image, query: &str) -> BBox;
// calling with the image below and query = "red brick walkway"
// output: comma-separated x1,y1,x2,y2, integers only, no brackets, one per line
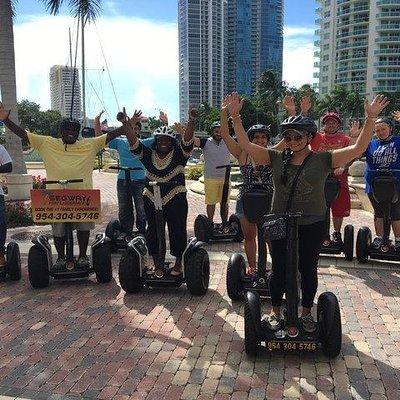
0,170,399,400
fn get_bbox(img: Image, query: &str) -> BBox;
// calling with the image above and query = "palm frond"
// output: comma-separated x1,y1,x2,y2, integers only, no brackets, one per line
40,0,101,22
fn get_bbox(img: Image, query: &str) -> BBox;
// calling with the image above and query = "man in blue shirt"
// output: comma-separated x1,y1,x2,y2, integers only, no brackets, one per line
95,111,153,238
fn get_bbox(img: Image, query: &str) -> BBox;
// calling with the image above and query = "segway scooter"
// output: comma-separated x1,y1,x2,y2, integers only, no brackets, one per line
105,165,144,252
194,164,243,243
119,181,210,295
0,241,21,282
28,179,112,288
320,176,354,261
243,212,342,358
226,183,272,301
357,168,400,263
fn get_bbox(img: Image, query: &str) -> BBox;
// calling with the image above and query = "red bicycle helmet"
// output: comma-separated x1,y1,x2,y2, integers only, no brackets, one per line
322,112,342,125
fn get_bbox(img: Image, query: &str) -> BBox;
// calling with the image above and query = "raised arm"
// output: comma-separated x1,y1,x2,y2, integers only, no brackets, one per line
225,93,270,166
332,95,390,168
0,102,28,143
300,96,312,116
122,109,143,147
220,96,242,158
183,106,197,143
283,95,296,117
94,110,105,137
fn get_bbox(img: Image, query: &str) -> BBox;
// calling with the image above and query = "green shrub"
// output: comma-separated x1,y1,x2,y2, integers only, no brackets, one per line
186,165,204,180
6,201,34,228
32,175,46,189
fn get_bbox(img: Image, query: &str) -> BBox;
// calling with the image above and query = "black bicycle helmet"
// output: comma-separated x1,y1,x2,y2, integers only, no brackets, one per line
375,116,394,130
60,118,81,134
280,115,318,137
247,124,271,141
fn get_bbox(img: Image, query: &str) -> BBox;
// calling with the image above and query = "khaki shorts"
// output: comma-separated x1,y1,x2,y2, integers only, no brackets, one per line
52,222,95,238
204,178,230,205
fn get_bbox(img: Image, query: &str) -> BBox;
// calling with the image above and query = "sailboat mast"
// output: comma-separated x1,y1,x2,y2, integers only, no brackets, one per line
81,13,86,126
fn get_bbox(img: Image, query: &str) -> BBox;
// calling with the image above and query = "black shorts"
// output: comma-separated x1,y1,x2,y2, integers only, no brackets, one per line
368,193,400,220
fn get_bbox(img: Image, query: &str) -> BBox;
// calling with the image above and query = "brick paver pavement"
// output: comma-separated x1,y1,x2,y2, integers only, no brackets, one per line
0,170,399,400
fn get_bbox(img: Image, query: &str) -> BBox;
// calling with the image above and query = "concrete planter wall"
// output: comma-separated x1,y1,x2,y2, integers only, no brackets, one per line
6,174,33,200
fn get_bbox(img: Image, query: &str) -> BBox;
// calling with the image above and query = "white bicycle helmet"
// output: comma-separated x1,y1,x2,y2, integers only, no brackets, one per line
153,126,177,140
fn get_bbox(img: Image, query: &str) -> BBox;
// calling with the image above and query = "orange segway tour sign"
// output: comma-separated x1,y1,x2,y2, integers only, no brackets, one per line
31,189,101,223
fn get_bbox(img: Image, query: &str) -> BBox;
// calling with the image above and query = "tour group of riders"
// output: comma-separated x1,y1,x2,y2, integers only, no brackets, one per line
0,91,397,332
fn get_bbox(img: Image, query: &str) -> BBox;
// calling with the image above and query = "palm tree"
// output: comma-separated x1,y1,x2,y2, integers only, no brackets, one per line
0,0,101,173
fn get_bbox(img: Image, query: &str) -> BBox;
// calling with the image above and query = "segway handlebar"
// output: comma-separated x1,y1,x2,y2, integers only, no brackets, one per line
216,164,239,169
235,182,269,188
45,179,83,185
109,166,142,171
263,212,321,222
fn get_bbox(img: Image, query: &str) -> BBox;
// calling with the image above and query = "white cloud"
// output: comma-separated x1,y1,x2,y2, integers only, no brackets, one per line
13,16,315,125
282,25,316,88
13,15,179,124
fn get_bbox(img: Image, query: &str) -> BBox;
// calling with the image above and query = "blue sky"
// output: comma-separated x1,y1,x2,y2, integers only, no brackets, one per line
13,1,317,124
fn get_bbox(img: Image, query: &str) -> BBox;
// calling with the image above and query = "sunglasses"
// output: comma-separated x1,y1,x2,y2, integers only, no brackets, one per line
283,134,304,142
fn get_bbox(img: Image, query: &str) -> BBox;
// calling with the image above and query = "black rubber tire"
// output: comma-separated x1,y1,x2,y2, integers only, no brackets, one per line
6,242,21,281
229,214,244,242
226,253,246,301
119,251,144,293
194,215,212,243
105,219,121,252
185,248,210,296
244,291,261,356
343,224,354,261
318,291,342,358
356,226,371,263
28,246,50,288
93,242,112,283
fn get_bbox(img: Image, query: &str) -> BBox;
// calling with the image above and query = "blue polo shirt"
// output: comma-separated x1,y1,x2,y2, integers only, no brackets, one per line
364,136,400,194
108,137,154,181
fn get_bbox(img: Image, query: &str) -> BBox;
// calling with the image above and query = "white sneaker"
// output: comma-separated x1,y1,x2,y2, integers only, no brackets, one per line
266,313,283,331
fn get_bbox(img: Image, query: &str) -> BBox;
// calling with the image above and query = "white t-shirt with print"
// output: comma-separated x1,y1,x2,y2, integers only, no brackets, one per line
0,145,12,196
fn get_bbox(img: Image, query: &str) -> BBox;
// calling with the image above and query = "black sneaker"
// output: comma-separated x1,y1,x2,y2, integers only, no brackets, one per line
331,232,343,245
76,256,90,269
372,237,383,249
300,314,317,333
54,257,66,270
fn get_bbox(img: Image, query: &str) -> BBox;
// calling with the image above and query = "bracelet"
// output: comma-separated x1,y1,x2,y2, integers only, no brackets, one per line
231,114,241,122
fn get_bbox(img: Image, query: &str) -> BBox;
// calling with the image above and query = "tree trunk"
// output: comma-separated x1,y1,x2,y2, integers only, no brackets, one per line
0,0,27,174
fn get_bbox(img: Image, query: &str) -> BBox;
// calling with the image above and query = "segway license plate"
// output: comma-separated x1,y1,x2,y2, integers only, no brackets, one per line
267,341,317,351
31,189,101,223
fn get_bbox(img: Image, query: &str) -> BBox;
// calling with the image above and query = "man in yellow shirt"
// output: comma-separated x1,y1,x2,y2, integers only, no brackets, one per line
0,101,137,269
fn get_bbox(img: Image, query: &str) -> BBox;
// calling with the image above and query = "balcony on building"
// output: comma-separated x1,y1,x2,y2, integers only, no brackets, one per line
376,0,400,6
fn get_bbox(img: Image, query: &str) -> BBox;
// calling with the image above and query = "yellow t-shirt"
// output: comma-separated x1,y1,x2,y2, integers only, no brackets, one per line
27,132,107,189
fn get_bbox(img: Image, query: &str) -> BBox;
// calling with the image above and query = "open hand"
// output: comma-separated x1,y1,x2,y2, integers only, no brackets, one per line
95,110,105,122
188,105,198,121
127,109,143,128
282,95,296,115
300,96,312,114
172,122,186,135
159,111,168,125
0,102,11,121
364,94,390,118
392,110,400,122
224,92,244,117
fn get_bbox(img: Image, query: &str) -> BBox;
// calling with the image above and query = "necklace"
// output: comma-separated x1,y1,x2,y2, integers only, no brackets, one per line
152,149,174,170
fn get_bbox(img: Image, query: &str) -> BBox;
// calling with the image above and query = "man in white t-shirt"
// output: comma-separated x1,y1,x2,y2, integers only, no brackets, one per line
194,122,231,225
0,144,12,268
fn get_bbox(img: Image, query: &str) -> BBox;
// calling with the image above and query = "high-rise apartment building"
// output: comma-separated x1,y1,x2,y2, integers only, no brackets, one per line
315,0,400,96
226,0,283,95
179,0,284,121
50,65,82,120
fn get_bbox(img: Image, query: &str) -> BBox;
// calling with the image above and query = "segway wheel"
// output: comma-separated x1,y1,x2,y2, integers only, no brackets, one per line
226,253,246,301
105,219,121,252
28,246,49,288
194,215,212,243
356,226,371,264
6,241,21,281
228,214,243,242
343,224,354,261
185,248,210,296
318,291,342,358
93,241,112,283
119,251,144,293
244,291,261,356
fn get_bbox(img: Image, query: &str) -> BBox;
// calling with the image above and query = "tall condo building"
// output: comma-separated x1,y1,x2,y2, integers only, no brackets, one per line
178,0,284,121
226,0,283,95
315,0,400,96
50,65,82,120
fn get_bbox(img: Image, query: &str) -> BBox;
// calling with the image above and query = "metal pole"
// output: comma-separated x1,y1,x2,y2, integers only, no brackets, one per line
81,14,86,126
